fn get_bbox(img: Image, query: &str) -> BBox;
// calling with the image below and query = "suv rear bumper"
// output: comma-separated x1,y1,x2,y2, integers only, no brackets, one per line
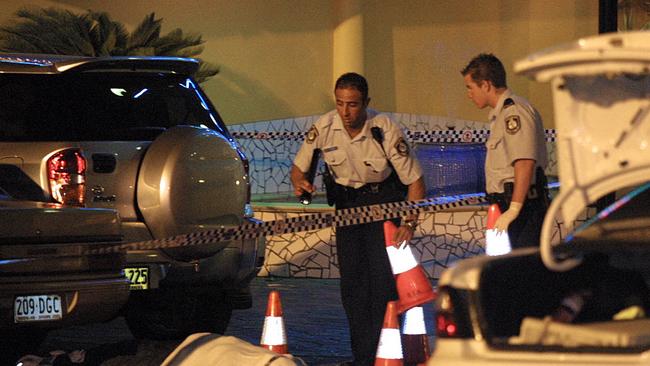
0,273,129,330
125,218,266,307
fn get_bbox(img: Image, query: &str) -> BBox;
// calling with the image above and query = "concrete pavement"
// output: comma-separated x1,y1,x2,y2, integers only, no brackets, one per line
21,277,435,365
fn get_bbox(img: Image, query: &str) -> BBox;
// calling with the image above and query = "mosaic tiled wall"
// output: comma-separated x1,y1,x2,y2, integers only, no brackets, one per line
231,113,558,197
255,204,595,280
238,113,565,280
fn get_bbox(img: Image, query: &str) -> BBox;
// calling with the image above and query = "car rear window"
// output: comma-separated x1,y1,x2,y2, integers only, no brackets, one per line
0,71,230,141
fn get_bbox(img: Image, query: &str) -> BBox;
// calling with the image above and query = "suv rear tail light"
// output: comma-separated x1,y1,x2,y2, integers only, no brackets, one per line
435,287,473,339
47,148,87,206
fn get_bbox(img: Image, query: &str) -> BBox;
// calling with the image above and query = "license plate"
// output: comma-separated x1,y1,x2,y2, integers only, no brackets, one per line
125,266,149,290
14,295,63,323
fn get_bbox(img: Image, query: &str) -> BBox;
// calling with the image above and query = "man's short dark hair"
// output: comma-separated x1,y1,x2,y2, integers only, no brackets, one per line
461,53,507,88
335,72,369,101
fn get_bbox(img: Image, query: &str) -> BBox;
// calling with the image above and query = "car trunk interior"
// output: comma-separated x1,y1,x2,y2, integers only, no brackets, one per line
478,245,650,351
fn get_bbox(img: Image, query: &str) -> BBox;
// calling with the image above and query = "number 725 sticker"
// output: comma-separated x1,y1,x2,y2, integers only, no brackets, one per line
124,267,149,290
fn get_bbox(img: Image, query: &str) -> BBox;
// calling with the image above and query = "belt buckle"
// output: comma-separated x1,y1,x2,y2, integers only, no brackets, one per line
370,184,380,194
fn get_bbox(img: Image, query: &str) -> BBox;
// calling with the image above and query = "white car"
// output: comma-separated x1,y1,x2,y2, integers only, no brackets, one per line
429,31,650,365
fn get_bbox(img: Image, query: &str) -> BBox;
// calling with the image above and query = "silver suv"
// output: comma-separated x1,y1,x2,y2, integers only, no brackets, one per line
0,54,265,339
0,193,128,362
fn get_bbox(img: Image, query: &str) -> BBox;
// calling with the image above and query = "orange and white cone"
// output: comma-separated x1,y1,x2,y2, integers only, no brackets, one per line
384,221,436,313
260,290,288,354
485,203,512,256
401,306,430,366
375,301,404,366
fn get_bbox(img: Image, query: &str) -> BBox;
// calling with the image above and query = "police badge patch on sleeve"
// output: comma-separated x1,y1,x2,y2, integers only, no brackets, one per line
505,115,521,134
394,137,410,156
306,125,318,144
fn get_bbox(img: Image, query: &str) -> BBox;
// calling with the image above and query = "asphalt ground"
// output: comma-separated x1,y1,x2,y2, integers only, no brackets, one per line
226,277,352,365
12,277,435,365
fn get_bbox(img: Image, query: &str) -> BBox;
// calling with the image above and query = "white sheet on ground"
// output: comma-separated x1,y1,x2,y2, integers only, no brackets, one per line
161,333,303,366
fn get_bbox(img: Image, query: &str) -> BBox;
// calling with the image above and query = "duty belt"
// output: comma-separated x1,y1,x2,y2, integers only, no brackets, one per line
504,182,542,200
488,182,544,204
335,177,404,205
343,182,383,195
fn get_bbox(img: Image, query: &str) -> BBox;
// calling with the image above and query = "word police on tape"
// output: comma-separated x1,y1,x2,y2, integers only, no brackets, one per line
231,129,557,143
86,194,486,255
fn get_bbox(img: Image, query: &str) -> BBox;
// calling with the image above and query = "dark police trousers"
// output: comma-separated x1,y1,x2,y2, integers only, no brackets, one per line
334,182,404,366
487,182,549,248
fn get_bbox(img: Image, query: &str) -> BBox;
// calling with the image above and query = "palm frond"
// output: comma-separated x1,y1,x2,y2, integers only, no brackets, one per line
0,7,95,55
86,11,128,56
126,12,161,51
195,60,220,84
154,29,205,57
176,45,207,58
0,7,219,82
126,46,157,56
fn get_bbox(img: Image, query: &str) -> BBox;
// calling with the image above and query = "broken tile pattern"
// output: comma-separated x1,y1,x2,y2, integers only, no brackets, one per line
238,113,566,280
255,204,593,280
230,113,558,195
229,115,319,195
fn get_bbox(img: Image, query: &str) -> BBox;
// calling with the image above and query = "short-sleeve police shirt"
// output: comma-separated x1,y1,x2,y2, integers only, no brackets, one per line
293,109,423,189
485,89,547,194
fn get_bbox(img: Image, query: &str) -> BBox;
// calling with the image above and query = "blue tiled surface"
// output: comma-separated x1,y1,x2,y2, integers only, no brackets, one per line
230,113,502,197
415,143,486,197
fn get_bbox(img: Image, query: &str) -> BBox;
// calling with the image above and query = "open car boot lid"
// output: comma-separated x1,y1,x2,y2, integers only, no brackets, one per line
514,31,650,271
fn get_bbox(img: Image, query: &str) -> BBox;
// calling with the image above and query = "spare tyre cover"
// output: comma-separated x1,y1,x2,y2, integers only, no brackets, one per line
137,125,248,261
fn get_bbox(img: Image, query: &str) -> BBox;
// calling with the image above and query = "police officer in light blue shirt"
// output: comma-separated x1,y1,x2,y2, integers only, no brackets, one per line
461,53,549,248
291,73,425,366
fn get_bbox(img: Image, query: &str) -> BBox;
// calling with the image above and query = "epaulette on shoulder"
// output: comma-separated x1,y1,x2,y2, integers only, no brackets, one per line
369,111,393,130
503,98,515,109
312,112,335,130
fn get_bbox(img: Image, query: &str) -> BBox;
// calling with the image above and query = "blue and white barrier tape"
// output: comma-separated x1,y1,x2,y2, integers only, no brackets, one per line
231,129,557,143
86,193,487,254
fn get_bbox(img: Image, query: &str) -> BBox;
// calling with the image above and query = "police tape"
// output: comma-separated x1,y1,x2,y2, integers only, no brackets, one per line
231,129,557,143
85,193,487,255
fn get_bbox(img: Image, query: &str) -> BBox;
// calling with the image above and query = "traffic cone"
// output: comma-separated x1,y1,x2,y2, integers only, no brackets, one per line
384,221,436,313
375,301,404,366
485,203,512,256
260,290,288,354
401,306,430,366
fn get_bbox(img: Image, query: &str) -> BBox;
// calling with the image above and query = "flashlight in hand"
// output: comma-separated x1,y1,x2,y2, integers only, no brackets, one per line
299,191,312,205
299,149,320,205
